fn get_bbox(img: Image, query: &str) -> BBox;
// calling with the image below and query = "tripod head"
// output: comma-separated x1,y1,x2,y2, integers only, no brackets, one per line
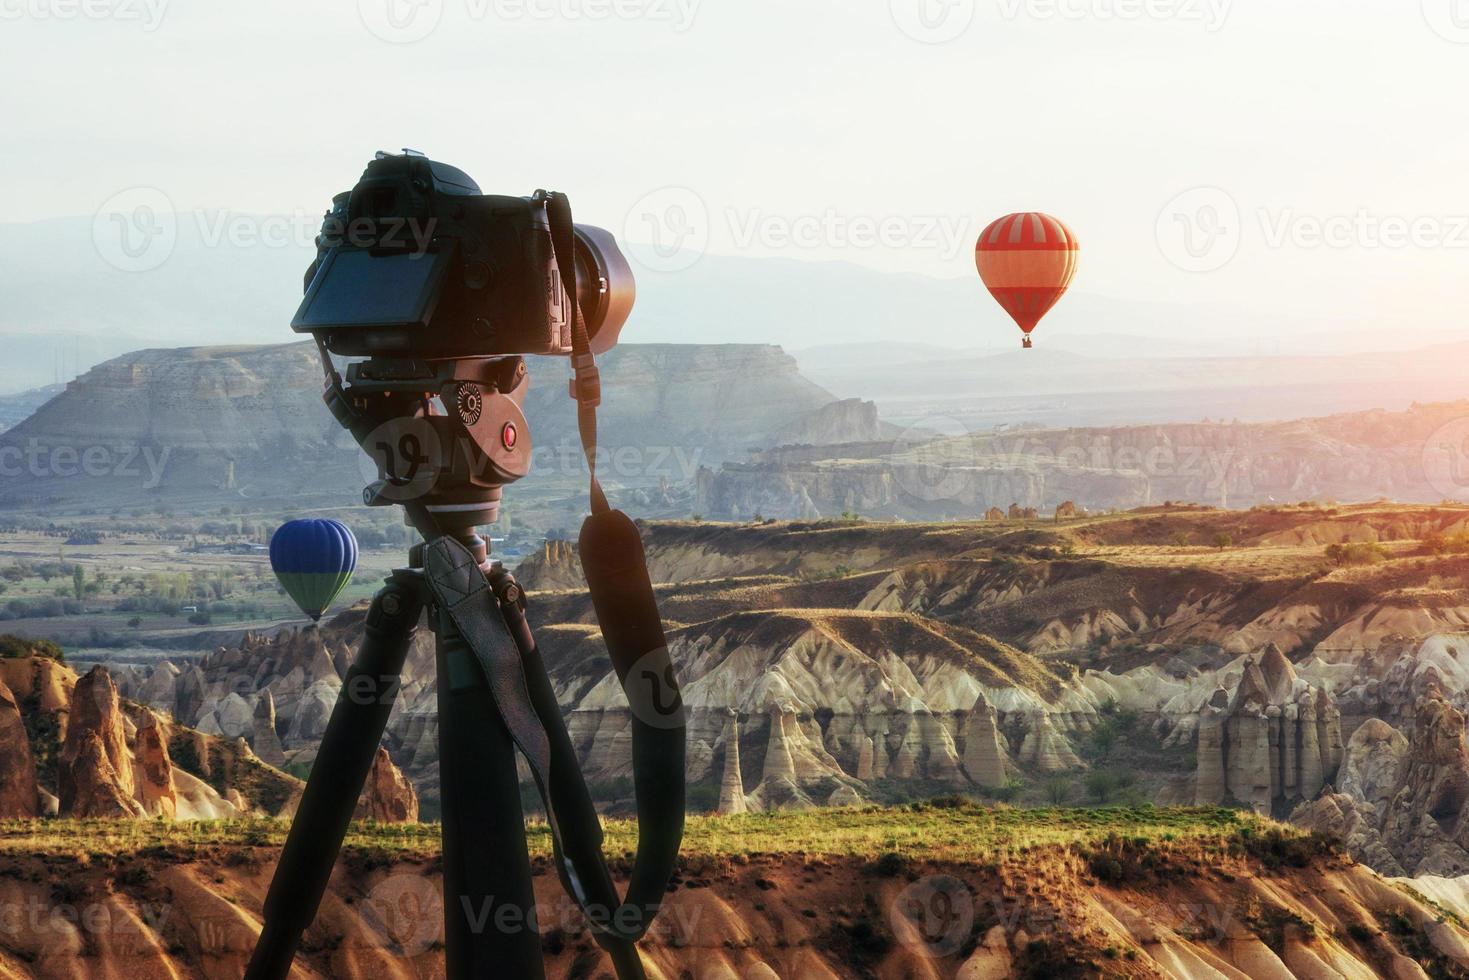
317,348,533,540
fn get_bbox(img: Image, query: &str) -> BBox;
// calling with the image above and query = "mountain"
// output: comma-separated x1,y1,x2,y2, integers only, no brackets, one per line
0,341,878,514
0,383,61,433
696,398,1469,521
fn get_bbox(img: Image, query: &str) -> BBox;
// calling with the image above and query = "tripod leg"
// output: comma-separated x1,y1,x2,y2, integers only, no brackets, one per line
245,578,424,980
436,604,545,980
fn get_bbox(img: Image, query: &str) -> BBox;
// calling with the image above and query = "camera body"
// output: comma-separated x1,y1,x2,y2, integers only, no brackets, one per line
292,151,634,359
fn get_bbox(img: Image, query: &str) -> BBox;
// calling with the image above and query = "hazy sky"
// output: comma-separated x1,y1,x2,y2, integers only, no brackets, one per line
4,0,1469,344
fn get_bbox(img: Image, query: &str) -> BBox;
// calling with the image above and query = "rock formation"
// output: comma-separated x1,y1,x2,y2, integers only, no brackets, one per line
960,692,1008,788
1292,686,1469,876
133,711,178,818
250,689,286,766
355,746,419,823
1055,500,1079,520
59,666,142,817
0,677,38,817
1192,646,1342,814
4,657,296,821
717,714,747,815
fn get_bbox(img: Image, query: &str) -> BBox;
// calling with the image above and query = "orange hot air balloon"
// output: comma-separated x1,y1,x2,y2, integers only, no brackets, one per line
975,212,1079,349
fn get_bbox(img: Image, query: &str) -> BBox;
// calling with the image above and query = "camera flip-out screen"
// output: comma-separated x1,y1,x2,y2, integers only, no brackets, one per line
292,247,452,331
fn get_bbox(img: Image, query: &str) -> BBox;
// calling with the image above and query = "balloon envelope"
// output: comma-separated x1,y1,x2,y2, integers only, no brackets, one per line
975,212,1079,337
270,519,358,622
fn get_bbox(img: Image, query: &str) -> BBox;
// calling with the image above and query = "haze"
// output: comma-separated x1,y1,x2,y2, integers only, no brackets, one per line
3,0,1467,351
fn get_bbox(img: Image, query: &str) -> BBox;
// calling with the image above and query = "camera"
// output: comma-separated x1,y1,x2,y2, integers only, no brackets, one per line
291,150,635,359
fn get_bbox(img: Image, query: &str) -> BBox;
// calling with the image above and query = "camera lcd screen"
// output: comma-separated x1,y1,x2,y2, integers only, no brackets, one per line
292,248,452,330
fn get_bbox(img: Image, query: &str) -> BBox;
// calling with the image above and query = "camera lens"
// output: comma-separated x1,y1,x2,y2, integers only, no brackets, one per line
572,225,636,355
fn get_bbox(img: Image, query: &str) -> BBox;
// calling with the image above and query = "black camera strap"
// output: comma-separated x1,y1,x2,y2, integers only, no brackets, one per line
533,192,686,973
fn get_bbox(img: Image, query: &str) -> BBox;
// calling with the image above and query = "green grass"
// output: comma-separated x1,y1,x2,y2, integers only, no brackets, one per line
0,803,1288,864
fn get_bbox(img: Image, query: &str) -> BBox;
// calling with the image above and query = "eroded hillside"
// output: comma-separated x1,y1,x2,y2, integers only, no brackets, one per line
1,805,1466,979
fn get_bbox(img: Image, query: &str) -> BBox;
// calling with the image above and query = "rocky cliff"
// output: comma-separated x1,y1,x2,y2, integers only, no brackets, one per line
697,399,1469,520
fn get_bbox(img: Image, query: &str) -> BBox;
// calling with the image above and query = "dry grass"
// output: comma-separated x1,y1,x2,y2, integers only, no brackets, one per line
0,804,1290,865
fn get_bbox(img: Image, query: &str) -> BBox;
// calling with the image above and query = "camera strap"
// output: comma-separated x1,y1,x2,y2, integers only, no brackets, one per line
542,191,688,974
546,191,611,517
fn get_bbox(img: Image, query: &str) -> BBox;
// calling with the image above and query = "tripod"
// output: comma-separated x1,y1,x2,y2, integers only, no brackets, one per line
245,524,671,978
247,361,686,978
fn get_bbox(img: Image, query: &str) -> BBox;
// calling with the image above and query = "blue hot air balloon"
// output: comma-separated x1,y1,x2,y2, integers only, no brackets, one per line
270,519,358,622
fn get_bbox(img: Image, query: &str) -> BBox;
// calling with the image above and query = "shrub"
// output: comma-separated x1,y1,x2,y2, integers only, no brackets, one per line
0,634,65,662
1325,542,1389,567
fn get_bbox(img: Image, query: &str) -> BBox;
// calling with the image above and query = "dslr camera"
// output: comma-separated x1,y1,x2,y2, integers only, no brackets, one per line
292,150,635,359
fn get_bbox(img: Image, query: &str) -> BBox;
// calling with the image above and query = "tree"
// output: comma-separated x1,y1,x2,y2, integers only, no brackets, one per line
72,566,85,601
1043,774,1073,806
1212,532,1233,551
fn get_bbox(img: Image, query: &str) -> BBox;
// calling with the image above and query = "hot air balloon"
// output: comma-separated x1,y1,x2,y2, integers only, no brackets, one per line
975,212,1078,348
270,519,358,622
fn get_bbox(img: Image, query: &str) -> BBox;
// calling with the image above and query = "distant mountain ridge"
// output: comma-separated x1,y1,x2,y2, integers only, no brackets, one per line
0,341,879,512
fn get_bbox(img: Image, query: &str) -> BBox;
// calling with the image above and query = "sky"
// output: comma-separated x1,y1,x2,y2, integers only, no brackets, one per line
3,0,1469,349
